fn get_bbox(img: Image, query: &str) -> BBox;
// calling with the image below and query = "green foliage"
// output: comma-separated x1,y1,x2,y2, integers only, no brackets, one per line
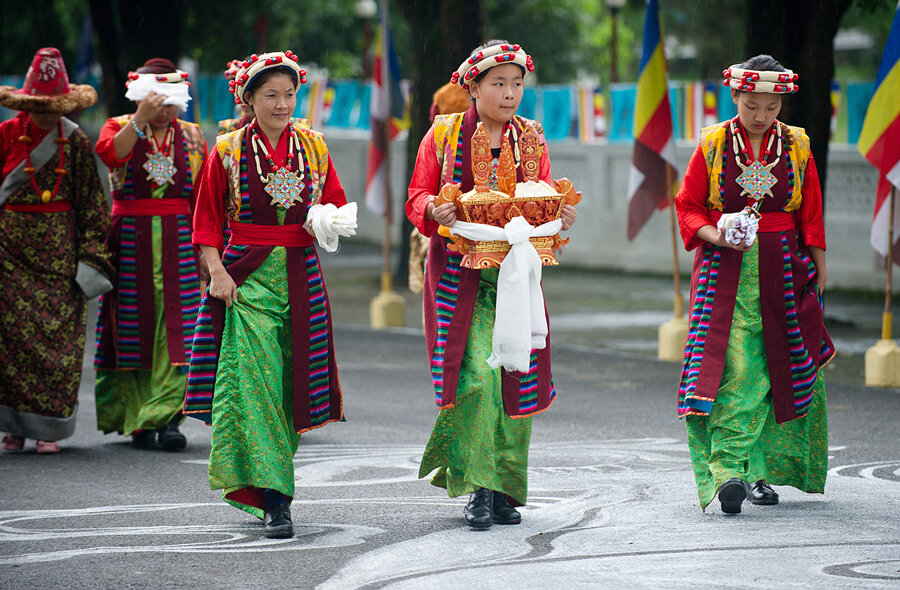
481,0,638,85
0,0,90,74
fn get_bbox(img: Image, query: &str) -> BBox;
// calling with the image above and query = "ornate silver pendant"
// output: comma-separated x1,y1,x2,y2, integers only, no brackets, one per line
143,152,177,186
735,158,778,201
264,167,306,209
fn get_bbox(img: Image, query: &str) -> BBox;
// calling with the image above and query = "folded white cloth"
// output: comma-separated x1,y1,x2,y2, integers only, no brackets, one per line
125,76,192,112
75,261,113,299
450,215,562,372
306,202,358,252
716,206,759,248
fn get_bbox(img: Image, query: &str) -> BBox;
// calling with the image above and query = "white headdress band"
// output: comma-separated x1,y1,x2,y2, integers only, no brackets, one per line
451,43,534,90
124,70,192,112
723,65,798,94
230,51,306,105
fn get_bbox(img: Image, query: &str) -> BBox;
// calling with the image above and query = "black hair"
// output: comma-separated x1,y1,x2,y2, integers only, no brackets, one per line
468,39,526,85
244,65,299,102
739,54,786,73
733,54,788,99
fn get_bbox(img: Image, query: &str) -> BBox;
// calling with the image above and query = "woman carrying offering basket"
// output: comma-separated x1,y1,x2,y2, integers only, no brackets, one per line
406,40,577,530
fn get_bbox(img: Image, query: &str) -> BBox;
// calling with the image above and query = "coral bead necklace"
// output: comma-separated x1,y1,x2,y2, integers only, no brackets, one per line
18,117,68,203
250,121,305,209
730,118,781,202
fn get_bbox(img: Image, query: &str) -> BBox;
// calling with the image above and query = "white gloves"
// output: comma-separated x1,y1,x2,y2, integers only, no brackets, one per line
306,202,358,252
717,206,759,248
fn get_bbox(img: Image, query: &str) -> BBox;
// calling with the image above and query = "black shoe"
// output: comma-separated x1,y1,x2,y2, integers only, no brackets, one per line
131,430,156,449
748,480,779,505
264,504,294,538
717,478,748,514
155,417,187,452
464,488,493,530
492,493,522,525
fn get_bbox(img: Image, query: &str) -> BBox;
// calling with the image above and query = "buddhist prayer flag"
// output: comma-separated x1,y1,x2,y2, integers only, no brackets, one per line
684,82,717,142
626,0,677,240
577,85,606,143
859,1,900,260
365,2,407,217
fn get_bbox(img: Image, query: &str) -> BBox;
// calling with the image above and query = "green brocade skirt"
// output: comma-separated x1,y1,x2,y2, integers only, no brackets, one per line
686,243,828,510
95,215,188,435
208,247,301,519
418,268,533,506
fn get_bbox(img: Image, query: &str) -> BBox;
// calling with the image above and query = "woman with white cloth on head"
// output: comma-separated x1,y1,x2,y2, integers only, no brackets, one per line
93,57,207,452
184,51,356,539
406,40,576,530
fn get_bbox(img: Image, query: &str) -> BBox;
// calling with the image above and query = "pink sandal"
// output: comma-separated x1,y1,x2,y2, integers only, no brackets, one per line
36,440,60,454
2,434,25,452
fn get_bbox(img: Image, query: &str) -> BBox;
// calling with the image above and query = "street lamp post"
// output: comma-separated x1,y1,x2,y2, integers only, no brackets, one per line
606,0,627,83
355,0,377,80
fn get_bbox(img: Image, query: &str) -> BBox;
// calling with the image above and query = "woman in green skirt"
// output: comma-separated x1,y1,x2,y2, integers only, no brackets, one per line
186,51,355,538
675,55,834,514
406,40,577,529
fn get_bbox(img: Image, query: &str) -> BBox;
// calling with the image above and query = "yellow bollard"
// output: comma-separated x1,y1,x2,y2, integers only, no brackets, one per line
370,272,406,329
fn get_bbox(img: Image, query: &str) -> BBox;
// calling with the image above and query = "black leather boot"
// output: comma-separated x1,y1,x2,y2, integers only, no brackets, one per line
131,430,156,449
492,493,522,525
748,480,779,505
156,415,187,452
464,488,493,529
717,478,748,514
264,504,294,538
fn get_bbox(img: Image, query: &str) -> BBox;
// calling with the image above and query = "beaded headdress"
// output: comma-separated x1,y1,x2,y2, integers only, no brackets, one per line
224,59,242,82
723,65,798,94
229,51,307,105
451,43,534,90
125,67,192,112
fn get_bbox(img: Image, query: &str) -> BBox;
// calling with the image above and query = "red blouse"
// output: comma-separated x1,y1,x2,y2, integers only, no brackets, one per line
0,112,54,179
675,143,826,252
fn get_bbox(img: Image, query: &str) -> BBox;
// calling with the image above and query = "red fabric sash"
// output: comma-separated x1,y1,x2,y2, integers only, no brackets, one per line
709,209,795,233
111,198,190,217
227,221,314,247
3,200,72,212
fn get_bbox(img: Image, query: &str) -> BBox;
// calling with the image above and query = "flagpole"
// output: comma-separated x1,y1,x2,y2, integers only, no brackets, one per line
667,165,684,318
865,184,900,386
658,164,688,361
883,185,895,340
369,0,405,329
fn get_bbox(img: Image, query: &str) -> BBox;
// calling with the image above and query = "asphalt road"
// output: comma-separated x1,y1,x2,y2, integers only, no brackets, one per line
1,245,899,589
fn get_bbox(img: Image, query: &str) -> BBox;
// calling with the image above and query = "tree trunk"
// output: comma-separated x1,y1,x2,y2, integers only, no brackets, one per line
393,0,483,286
90,0,189,118
90,0,129,116
745,0,854,212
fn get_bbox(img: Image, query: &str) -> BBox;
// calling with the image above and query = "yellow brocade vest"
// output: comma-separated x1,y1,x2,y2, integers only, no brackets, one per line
107,116,206,193
429,112,546,186
699,120,811,212
214,120,327,221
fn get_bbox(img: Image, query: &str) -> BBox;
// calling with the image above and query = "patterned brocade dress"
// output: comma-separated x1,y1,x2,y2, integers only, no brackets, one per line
406,106,558,507
0,113,113,441
93,116,206,436
675,118,835,509
186,122,345,518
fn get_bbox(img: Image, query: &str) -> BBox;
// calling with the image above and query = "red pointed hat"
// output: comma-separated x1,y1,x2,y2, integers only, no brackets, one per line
0,47,97,114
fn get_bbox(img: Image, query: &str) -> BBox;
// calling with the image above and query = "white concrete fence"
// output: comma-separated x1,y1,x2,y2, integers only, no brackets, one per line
327,133,884,290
